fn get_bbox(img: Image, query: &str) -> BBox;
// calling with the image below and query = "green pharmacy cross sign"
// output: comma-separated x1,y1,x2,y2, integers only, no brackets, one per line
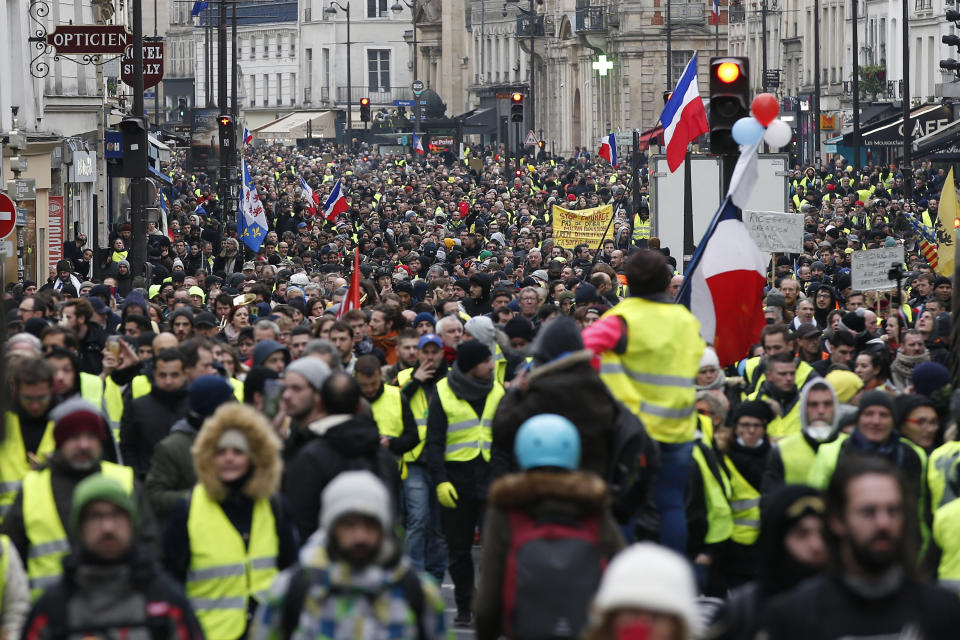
593,55,614,76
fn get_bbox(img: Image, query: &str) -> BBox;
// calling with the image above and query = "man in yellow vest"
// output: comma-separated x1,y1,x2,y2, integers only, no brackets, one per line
583,249,704,554
427,341,504,627
354,354,419,457
21,474,204,640
0,399,155,600
749,353,805,440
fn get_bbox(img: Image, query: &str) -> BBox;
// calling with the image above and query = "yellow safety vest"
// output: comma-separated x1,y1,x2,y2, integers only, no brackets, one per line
492,346,507,386
111,250,128,263
0,534,10,599
0,413,56,523
103,376,125,438
632,216,651,243
435,378,504,463
722,456,761,545
692,442,733,544
397,368,428,463
777,432,818,484
598,297,704,444
933,497,960,593
746,360,815,401
186,484,278,640
230,378,245,403
370,384,404,438
767,399,803,441
24,463,133,599
929,441,960,511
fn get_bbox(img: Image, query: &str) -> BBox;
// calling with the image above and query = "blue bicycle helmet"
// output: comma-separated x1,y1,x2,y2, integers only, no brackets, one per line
514,414,581,471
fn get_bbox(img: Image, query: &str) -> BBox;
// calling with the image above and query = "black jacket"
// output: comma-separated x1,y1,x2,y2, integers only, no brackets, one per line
283,415,401,541
119,386,189,478
77,323,107,375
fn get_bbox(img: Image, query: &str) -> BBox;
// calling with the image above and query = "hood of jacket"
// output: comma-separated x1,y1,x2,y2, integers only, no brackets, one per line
798,377,841,437
192,403,282,501
488,470,609,511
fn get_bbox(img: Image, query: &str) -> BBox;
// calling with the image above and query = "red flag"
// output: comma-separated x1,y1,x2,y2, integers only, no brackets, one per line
337,248,362,319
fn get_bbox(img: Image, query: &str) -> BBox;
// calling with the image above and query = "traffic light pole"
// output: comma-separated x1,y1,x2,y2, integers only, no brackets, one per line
218,0,229,215
129,0,147,277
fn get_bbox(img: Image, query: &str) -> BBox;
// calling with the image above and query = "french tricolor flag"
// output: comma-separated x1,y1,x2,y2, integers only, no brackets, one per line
413,132,425,155
300,176,319,215
322,179,349,222
597,133,617,166
676,141,766,366
659,53,709,172
711,0,720,25
243,127,253,145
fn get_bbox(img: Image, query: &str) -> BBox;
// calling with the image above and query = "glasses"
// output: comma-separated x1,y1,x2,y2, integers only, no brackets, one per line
906,417,938,427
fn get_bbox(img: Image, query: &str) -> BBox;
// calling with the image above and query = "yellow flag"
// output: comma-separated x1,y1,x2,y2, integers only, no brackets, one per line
936,166,958,276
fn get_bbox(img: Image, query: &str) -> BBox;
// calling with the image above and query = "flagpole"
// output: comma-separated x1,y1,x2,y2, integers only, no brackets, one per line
715,4,719,56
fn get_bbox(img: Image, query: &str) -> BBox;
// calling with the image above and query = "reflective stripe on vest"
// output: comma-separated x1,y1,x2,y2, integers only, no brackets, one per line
777,432,817,485
397,368,429,463
723,456,761,545
0,413,56,524
371,384,404,438
598,297,704,443
0,535,10,600
692,442,733,544
435,378,504,462
186,483,278,640
24,463,133,600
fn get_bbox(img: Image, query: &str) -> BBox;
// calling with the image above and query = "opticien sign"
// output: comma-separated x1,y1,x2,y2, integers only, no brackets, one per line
46,25,131,55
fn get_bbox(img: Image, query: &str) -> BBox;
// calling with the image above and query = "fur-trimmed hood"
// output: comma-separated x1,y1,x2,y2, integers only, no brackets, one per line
488,470,610,510
192,403,282,501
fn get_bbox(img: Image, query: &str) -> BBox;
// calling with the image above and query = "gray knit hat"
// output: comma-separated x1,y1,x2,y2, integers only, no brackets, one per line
320,470,391,531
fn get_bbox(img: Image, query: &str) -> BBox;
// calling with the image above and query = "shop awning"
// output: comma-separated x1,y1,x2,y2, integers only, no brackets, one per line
912,118,960,155
637,125,664,151
255,111,338,140
844,104,952,147
148,165,173,185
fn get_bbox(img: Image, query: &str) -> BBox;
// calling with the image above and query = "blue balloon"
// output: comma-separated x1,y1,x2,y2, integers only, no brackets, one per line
731,117,765,146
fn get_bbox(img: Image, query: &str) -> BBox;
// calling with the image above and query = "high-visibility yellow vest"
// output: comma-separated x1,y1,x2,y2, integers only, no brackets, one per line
598,297,704,444
397,368,428,463
186,484,278,640
492,345,507,386
632,216,651,243
929,441,960,511
103,376,125,438
111,250,128,263
0,534,11,599
24,463,133,599
370,384,404,438
435,378,504,463
692,442,733,544
777,432,818,484
230,378,244,403
130,374,151,399
722,456,761,545
767,398,803,440
745,360,815,401
933,497,960,593
79,372,104,409
0,413,56,523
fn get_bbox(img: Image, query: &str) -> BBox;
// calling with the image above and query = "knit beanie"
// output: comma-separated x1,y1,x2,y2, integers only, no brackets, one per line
70,474,138,534
464,316,496,351
188,375,236,418
504,317,534,342
825,370,865,404
840,311,866,334
51,398,107,448
531,316,583,366
733,400,774,425
699,346,720,370
414,312,436,329
320,470,391,532
857,389,895,418
285,356,331,390
456,341,492,374
910,361,951,397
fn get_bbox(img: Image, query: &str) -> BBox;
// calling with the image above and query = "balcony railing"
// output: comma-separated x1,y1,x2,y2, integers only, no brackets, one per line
575,6,605,32
336,86,413,104
729,4,745,23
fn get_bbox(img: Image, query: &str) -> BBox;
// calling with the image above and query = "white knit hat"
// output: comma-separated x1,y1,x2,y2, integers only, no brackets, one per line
319,471,391,532
592,543,701,638
699,346,720,370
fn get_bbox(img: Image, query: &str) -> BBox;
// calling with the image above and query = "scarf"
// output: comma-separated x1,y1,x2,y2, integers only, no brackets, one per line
890,350,930,391
446,362,493,403
848,427,904,466
697,369,727,393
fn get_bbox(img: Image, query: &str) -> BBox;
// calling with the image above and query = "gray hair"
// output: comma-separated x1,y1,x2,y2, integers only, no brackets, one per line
254,318,280,340
7,332,43,356
301,338,343,370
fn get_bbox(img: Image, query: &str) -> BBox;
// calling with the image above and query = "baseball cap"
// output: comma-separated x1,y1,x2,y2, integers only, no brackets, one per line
417,333,443,349
795,324,822,339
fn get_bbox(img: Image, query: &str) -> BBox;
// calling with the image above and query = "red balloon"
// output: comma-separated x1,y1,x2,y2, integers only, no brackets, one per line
751,93,780,127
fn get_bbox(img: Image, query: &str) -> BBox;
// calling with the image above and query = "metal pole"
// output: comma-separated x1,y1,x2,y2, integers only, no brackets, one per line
901,0,912,199
154,0,159,126
715,6,719,57
814,0,821,165
761,0,768,94
130,0,147,276
528,0,535,133
232,2,238,118
413,2,419,136
218,0,228,205
346,5,353,139
852,0,861,170
666,0,672,87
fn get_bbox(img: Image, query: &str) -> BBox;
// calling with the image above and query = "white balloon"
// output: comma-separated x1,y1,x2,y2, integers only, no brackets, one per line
764,119,792,148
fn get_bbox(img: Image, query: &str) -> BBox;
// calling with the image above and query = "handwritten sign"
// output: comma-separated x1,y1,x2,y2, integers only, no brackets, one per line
552,204,614,249
851,246,905,291
743,210,803,254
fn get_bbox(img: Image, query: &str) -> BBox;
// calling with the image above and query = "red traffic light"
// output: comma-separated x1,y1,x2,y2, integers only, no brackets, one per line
716,62,742,84
511,92,523,103
514,169,523,177
360,97,370,106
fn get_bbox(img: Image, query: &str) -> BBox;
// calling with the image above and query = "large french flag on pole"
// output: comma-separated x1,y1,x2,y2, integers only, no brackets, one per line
659,53,710,172
322,179,349,222
597,132,617,166
676,141,767,366
712,0,720,25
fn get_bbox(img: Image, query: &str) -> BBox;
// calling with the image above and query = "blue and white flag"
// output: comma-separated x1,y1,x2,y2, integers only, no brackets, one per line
191,1,209,16
238,160,268,252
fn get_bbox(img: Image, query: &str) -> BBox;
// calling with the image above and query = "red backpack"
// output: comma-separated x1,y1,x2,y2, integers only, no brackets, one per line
501,510,607,639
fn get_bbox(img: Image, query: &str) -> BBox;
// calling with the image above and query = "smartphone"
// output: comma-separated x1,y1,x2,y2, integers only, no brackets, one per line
262,378,283,419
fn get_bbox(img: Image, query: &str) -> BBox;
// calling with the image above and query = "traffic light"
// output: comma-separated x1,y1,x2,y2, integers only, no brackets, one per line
360,97,371,122
510,92,524,123
943,11,960,74
218,114,234,154
177,98,187,120
537,140,545,149
514,168,523,178
118,117,148,178
709,57,750,155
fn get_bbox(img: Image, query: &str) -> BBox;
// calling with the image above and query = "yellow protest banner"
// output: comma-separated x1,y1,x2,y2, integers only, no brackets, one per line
552,203,615,249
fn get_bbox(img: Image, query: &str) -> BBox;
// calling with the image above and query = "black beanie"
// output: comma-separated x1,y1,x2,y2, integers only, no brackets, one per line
532,316,584,366
733,400,774,425
857,389,895,418
456,341,491,374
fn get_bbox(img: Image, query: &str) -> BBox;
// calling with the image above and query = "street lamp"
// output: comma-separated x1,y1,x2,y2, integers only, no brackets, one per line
505,0,536,133
391,0,419,136
325,1,352,137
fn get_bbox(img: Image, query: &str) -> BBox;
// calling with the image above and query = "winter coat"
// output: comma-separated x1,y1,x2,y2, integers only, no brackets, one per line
0,535,29,639
144,417,199,521
283,414,402,542
474,470,625,640
21,545,204,640
491,353,659,523
119,385,189,479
